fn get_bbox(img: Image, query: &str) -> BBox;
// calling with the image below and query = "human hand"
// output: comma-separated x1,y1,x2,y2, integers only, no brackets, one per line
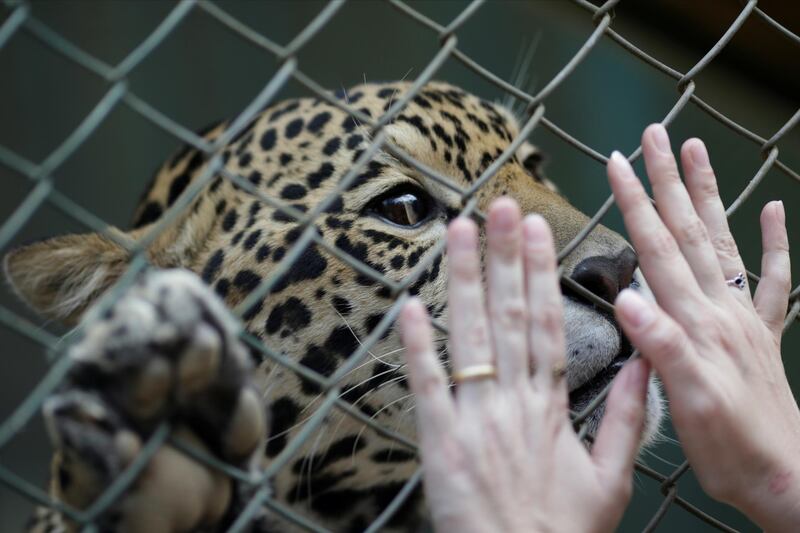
608,124,800,531
399,199,650,533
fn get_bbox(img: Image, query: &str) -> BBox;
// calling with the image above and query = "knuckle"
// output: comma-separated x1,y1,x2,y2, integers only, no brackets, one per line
690,394,723,423
683,313,719,341
482,409,510,437
490,230,521,255
689,308,717,329
695,171,720,199
773,239,791,254
533,300,563,332
677,217,710,247
415,373,446,397
525,245,555,270
774,268,792,291
627,184,651,207
493,299,528,329
450,259,481,283
641,229,680,259
764,236,790,256
761,251,792,285
657,166,682,185
644,320,684,356
710,231,740,259
465,321,491,348
765,264,792,293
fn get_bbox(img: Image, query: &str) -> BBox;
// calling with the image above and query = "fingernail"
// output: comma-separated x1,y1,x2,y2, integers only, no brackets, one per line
523,214,549,244
649,124,671,153
489,199,518,232
616,289,655,328
688,139,710,169
775,201,785,224
448,218,477,249
609,151,632,176
402,298,422,321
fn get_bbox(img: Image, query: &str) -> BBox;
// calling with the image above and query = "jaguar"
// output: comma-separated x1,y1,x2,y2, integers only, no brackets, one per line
5,81,664,532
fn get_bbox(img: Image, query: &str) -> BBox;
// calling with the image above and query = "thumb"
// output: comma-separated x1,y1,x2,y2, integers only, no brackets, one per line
615,289,702,395
592,357,649,499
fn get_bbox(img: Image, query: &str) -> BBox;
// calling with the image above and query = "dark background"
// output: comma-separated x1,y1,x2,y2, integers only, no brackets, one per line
0,1,798,531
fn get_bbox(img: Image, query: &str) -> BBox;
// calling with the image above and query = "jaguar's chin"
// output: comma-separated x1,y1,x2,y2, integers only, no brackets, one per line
567,347,665,447
568,353,628,411
571,376,664,447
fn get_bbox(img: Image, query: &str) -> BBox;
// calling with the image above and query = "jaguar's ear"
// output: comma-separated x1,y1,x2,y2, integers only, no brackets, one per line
516,141,558,193
4,229,134,325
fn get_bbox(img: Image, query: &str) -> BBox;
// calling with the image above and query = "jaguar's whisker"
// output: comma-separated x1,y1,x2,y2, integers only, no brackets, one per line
352,391,417,454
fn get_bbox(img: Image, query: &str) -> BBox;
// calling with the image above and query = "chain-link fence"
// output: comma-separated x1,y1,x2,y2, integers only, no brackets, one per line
0,0,798,531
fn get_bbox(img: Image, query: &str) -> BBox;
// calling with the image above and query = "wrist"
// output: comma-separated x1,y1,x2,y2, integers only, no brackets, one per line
734,458,800,532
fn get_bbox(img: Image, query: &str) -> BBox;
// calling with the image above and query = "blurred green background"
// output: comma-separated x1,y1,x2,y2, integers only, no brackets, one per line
0,1,798,531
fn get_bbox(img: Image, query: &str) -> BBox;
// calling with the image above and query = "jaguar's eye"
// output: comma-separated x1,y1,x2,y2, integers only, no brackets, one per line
367,185,434,227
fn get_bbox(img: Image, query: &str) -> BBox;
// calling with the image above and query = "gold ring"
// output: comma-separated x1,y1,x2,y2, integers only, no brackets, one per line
452,364,497,384
551,361,567,380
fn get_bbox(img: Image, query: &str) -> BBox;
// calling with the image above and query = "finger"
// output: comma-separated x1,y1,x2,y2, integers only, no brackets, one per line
642,125,728,300
681,138,750,302
447,218,495,406
399,299,455,443
754,201,791,337
486,198,529,386
607,151,706,319
592,357,649,495
523,215,566,396
614,289,703,394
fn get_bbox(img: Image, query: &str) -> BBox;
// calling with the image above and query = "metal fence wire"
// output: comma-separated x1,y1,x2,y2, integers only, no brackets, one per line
0,0,798,531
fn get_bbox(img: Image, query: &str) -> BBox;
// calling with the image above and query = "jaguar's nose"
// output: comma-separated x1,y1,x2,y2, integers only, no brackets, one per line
570,248,638,304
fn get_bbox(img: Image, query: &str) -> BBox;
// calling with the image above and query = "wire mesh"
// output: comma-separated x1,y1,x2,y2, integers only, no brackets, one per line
0,0,798,531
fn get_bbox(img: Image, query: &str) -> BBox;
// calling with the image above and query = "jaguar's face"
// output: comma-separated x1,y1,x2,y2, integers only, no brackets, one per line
305,81,665,443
